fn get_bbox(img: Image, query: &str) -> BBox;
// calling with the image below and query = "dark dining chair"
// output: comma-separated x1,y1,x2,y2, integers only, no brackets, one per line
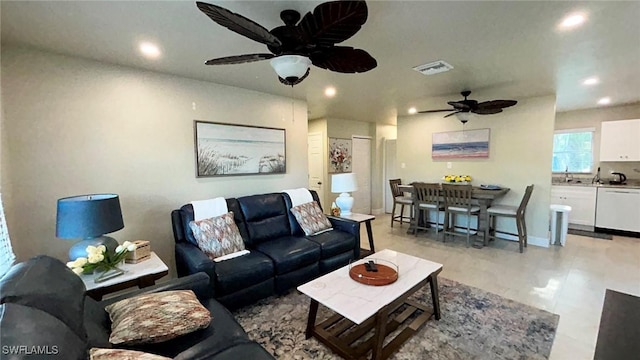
389,179,413,227
485,185,534,253
442,184,480,247
412,182,444,239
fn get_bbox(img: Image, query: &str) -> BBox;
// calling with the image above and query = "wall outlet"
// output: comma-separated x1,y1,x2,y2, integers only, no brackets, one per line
447,162,452,169
401,163,406,169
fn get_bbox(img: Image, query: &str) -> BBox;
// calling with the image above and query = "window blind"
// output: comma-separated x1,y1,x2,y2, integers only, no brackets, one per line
0,193,16,279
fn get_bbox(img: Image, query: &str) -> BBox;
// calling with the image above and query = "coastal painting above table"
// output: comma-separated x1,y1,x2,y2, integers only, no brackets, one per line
432,129,490,159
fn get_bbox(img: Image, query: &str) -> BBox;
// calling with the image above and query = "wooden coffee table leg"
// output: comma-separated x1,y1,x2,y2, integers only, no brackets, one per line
429,274,441,320
306,299,319,339
372,309,388,360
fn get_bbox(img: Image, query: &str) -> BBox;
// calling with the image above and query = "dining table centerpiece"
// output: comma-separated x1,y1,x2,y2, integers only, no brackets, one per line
443,175,472,184
66,241,136,283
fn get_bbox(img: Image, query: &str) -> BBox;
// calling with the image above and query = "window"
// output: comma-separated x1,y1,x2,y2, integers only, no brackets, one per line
552,128,594,173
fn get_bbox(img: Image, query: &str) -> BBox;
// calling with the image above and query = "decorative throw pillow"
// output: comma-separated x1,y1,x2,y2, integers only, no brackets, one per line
290,201,333,236
104,290,211,345
188,212,246,260
90,348,171,360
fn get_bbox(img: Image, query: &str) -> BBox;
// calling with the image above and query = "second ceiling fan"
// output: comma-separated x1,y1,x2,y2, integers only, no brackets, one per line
419,91,517,123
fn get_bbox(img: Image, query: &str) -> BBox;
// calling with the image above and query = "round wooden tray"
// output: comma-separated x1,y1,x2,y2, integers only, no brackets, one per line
349,262,398,286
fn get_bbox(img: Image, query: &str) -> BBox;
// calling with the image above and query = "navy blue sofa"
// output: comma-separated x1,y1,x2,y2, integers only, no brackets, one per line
171,190,360,310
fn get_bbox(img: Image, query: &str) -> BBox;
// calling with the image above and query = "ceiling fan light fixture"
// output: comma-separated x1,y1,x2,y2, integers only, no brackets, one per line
270,55,311,83
455,112,471,124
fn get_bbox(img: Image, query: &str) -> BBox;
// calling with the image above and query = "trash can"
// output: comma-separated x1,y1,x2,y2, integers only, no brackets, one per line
550,204,572,246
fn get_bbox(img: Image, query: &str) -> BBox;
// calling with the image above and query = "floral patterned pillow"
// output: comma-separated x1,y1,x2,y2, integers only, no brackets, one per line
105,290,211,345
290,201,333,236
188,212,246,260
90,348,171,360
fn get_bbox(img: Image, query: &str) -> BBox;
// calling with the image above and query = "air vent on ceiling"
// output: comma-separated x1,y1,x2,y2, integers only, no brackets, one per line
413,60,454,75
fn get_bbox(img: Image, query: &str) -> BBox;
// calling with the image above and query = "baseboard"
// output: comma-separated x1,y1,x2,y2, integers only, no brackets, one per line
371,208,384,215
493,233,549,248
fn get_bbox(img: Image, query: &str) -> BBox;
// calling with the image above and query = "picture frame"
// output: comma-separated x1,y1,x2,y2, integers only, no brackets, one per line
194,120,286,177
328,137,352,173
432,128,490,159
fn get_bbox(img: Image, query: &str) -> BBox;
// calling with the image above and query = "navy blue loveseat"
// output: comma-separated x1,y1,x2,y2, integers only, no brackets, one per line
171,190,360,310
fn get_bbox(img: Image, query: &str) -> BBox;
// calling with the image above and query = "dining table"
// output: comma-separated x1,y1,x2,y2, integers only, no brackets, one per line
397,184,510,248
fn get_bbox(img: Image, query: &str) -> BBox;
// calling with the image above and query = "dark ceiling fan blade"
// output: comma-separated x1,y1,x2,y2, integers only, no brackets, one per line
205,53,274,65
297,1,368,46
310,46,376,73
472,108,503,115
278,68,310,86
476,100,517,110
418,109,454,113
444,111,462,118
447,101,471,111
196,2,282,48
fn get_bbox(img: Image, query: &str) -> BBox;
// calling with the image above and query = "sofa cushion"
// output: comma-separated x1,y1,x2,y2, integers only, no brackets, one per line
0,303,87,360
105,290,211,345
214,251,274,296
179,199,249,246
290,201,333,236
189,212,246,260
238,194,291,245
177,342,274,360
0,255,87,342
254,236,320,274
130,297,250,358
84,297,112,348
90,348,170,360
306,229,357,259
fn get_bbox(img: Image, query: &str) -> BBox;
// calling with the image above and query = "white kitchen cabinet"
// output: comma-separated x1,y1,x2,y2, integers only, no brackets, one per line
600,119,640,161
551,185,597,227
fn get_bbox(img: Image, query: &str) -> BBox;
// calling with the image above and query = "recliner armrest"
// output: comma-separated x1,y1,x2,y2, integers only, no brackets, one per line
175,242,217,291
99,273,211,306
328,217,360,236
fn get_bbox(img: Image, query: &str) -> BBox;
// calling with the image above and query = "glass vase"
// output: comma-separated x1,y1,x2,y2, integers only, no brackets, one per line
94,265,125,283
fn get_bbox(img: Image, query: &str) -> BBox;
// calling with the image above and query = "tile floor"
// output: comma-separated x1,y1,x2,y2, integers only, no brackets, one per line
360,214,640,360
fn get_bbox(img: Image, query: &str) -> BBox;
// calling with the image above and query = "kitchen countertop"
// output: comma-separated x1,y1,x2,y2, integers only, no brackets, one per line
552,181,640,189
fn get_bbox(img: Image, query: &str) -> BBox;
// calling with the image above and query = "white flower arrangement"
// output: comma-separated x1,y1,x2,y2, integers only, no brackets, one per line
67,241,136,275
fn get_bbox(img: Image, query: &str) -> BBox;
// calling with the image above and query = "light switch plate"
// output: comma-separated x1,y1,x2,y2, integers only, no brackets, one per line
447,162,452,169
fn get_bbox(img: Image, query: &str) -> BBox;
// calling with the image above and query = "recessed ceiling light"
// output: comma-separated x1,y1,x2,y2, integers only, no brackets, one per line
597,97,611,105
408,107,417,114
559,13,587,29
139,42,161,59
583,77,599,85
324,87,336,97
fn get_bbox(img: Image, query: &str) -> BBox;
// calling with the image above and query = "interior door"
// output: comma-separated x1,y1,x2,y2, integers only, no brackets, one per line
384,139,397,213
351,136,372,214
307,132,325,203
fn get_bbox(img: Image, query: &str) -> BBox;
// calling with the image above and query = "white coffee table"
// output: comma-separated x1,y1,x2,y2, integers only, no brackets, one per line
297,249,443,360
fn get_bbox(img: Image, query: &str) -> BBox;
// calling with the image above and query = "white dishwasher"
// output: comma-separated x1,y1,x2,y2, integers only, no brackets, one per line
595,187,640,233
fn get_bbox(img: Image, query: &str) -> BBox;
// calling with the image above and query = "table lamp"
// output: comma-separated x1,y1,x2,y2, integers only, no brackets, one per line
56,194,124,261
331,173,358,215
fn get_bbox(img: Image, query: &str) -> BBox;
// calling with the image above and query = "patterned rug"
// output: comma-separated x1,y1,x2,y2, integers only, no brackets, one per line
234,278,559,359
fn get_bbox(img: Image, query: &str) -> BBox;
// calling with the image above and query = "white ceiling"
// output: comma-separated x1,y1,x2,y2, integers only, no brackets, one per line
2,1,639,124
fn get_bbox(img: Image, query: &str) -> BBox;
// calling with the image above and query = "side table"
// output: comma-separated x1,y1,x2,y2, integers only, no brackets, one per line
80,252,169,300
328,213,376,258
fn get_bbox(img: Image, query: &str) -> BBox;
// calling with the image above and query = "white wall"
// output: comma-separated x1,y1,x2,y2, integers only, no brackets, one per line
556,102,640,180
1,46,308,272
397,95,556,244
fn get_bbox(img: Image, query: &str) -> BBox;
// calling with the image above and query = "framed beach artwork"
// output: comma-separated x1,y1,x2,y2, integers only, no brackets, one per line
194,120,286,177
432,129,490,159
328,137,352,173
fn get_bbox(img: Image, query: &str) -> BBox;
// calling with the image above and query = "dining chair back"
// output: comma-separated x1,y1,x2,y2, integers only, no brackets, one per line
389,179,413,227
441,184,480,247
486,184,534,253
411,182,444,238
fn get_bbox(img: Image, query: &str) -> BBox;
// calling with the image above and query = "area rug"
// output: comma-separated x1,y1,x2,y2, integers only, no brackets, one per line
568,228,613,240
594,289,640,359
233,278,559,359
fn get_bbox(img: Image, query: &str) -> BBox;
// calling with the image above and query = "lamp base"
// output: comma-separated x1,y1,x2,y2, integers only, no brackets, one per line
335,192,354,216
68,236,119,261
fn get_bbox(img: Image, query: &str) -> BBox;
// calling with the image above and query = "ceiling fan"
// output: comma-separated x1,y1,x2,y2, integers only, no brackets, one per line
196,0,377,86
418,91,517,123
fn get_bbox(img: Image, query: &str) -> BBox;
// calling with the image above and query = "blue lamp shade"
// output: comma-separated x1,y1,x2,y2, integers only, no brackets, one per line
56,194,124,260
